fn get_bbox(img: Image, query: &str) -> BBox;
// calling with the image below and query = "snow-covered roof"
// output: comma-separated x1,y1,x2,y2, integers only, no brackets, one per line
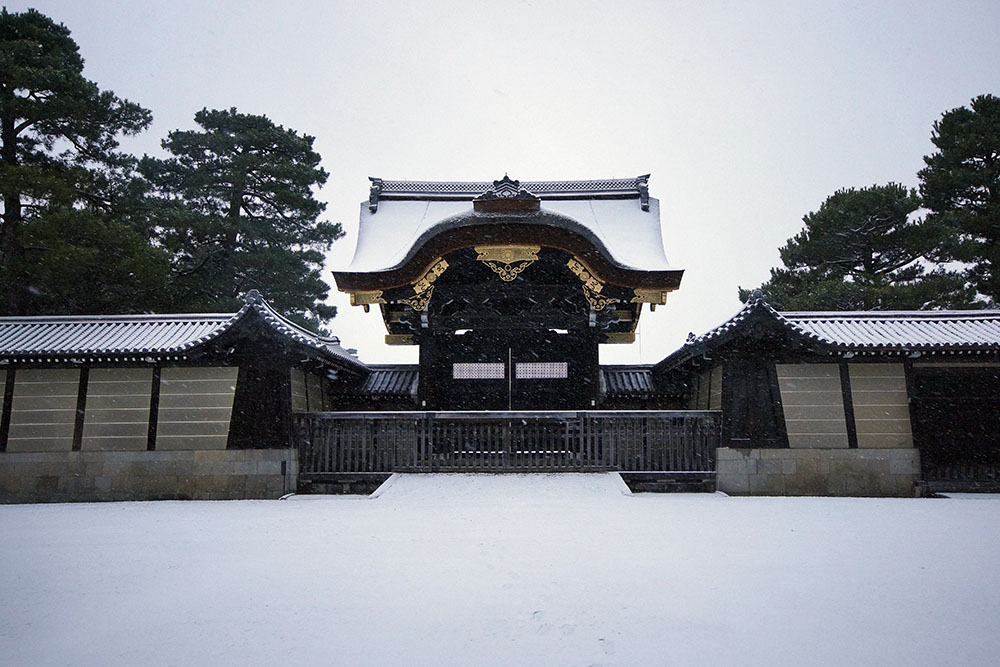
657,291,1000,370
343,175,678,276
0,290,365,371
782,310,1000,350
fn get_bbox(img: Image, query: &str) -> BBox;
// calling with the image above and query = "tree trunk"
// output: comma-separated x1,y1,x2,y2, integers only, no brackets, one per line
0,108,25,313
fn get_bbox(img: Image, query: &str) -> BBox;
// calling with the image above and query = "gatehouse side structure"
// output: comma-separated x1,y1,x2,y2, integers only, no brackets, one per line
654,291,1000,495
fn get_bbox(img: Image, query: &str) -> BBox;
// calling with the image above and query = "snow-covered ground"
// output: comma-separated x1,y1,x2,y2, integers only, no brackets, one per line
2,474,998,666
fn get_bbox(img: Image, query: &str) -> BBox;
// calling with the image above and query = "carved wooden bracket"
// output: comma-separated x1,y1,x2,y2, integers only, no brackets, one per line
631,288,667,305
384,334,415,345
604,332,636,344
350,290,385,312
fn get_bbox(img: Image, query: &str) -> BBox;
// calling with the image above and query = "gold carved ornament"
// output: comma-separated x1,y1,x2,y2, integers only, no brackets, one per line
349,290,385,313
475,245,540,281
402,258,449,312
631,288,668,311
567,258,617,311
400,287,434,312
605,332,636,344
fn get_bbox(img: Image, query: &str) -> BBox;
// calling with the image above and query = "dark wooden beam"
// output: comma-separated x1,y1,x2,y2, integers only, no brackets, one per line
839,362,858,449
0,369,14,452
72,368,89,452
147,367,161,451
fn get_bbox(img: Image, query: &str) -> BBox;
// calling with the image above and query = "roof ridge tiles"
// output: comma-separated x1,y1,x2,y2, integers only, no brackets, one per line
374,175,647,197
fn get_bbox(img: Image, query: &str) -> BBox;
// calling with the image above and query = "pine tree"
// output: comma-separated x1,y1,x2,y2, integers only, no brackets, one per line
141,108,343,327
919,94,1000,304
0,8,159,314
740,184,975,310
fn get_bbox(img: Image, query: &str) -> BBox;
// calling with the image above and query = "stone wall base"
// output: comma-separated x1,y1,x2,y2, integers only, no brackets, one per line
716,447,921,497
0,450,298,503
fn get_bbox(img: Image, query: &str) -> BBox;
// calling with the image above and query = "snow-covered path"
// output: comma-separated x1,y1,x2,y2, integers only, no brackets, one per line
1,474,998,666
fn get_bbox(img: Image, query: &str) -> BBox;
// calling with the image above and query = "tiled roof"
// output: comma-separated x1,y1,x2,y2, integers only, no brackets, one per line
374,176,649,199
0,314,231,357
359,365,419,398
657,290,1000,370
783,310,1000,350
601,365,659,397
0,290,366,371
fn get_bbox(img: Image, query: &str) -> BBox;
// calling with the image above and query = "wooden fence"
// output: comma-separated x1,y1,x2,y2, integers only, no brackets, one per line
295,411,721,474
923,463,1000,492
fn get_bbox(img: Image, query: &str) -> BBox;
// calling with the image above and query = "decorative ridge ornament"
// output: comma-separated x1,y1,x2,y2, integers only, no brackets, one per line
476,245,540,281
636,174,650,211
473,174,541,213
477,174,526,199
368,177,383,212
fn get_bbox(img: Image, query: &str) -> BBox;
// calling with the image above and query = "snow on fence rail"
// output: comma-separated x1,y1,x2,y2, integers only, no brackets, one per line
294,411,721,473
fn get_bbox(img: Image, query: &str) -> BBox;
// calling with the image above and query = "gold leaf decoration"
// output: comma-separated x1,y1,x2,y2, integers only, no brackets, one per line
567,257,617,309
583,285,617,311
414,258,449,293
604,332,636,344
349,290,385,306
631,288,667,305
401,286,434,312
475,245,540,281
566,258,604,292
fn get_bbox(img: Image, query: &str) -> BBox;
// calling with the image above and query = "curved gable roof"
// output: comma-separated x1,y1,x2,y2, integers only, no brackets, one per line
334,175,682,292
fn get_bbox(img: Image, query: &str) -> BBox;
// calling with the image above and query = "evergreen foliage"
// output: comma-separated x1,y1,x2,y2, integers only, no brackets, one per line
919,94,1000,305
0,8,162,314
141,108,343,328
739,184,976,310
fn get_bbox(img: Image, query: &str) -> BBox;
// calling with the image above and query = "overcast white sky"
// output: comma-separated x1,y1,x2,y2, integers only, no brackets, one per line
8,1,1000,364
